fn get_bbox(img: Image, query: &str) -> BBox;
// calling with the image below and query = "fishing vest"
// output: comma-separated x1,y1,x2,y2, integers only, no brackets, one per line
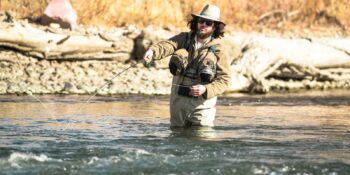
169,33,218,84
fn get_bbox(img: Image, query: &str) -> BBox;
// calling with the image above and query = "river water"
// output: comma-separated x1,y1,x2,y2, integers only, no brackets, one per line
0,91,349,174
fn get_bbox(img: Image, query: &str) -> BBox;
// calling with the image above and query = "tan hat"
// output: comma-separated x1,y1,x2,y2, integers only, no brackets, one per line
191,4,225,25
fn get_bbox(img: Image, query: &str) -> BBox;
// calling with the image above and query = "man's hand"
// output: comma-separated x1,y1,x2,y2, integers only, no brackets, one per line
190,85,206,97
143,49,153,63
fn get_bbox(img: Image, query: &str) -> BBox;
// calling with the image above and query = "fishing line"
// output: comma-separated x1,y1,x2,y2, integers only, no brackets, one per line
84,61,140,104
64,60,144,130
26,91,56,121
16,49,63,130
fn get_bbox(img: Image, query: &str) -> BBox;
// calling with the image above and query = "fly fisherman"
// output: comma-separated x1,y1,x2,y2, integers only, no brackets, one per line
143,4,231,127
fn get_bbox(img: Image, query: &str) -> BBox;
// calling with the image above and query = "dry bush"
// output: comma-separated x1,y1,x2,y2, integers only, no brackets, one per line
1,0,349,34
0,0,47,19
75,0,185,27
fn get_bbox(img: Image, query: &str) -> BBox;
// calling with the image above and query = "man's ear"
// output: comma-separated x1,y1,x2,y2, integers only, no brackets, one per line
213,23,218,30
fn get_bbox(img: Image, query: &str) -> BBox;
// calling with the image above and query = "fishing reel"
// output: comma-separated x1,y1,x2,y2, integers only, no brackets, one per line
199,59,216,83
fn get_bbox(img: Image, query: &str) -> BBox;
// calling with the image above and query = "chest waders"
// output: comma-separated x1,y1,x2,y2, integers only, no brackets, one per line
168,33,218,127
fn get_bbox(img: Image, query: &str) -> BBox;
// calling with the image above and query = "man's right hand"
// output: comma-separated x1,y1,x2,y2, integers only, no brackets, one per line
143,49,153,63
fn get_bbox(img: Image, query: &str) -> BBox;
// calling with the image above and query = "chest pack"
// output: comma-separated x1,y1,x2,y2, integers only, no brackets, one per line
169,33,218,84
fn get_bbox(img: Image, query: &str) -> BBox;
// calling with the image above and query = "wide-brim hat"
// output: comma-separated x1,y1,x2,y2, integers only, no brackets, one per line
191,4,225,25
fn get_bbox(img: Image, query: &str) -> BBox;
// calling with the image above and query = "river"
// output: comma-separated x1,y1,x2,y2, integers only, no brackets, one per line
0,90,349,174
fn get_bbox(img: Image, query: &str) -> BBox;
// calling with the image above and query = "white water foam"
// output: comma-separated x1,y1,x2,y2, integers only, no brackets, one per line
84,156,121,166
8,152,62,168
9,152,50,162
84,149,153,166
87,156,100,165
132,148,152,156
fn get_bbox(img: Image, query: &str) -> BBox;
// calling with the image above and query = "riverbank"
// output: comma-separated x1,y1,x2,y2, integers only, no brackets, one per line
2,47,349,95
0,50,171,95
1,14,350,95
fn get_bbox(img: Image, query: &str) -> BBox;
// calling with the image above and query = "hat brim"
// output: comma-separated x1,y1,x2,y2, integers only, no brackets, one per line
191,14,225,25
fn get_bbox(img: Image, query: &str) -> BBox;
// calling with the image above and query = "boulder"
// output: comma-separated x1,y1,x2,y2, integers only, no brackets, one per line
40,0,77,30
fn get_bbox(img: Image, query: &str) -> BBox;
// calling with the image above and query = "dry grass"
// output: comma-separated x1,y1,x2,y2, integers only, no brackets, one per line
1,0,350,34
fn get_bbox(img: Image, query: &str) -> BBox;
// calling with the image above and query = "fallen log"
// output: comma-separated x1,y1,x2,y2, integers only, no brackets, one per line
227,34,350,92
0,21,134,60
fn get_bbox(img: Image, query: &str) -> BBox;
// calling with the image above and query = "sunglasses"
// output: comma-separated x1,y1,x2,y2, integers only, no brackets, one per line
198,19,214,26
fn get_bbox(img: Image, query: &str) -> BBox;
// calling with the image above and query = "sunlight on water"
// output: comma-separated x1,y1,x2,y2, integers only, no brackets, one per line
0,91,349,174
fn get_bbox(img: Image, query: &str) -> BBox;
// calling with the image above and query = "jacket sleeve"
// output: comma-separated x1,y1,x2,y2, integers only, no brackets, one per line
149,32,187,60
204,44,231,99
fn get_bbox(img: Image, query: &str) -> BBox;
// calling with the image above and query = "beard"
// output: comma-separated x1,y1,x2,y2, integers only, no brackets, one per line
196,30,213,39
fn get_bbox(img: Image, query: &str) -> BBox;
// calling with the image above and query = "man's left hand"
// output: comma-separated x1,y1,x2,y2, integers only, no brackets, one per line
190,85,206,97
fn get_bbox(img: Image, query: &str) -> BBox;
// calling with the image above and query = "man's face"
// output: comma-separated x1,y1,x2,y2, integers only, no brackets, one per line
196,18,216,39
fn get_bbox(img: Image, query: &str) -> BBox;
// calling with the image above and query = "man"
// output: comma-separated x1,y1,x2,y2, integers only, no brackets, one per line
40,0,77,30
143,4,231,127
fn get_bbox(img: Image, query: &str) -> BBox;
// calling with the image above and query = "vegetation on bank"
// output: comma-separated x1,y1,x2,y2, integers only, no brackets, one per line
1,0,350,35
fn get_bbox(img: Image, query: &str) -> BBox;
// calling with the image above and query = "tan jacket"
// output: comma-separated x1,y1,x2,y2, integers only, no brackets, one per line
150,32,231,99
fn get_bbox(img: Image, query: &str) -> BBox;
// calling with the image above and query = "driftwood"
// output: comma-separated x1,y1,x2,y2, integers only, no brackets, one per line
0,22,134,60
228,35,350,92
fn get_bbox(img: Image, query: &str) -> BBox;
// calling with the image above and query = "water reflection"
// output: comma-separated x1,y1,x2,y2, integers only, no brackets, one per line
170,127,217,140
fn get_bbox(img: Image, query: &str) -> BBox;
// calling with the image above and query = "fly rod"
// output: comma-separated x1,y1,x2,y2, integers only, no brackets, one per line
85,60,144,104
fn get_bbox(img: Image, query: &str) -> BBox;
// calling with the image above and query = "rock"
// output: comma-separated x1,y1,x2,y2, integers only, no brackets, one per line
62,82,78,93
7,84,20,94
0,81,7,94
49,23,61,29
39,68,55,82
40,0,77,30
